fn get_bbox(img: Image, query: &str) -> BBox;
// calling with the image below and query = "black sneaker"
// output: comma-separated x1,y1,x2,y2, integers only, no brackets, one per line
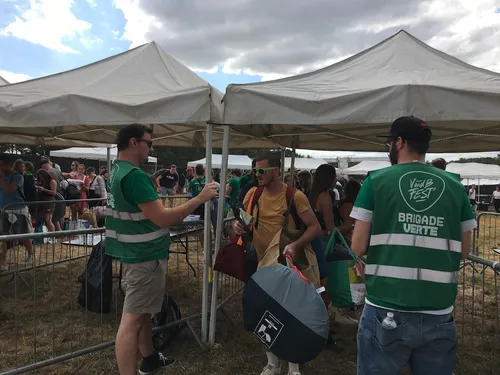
139,353,176,375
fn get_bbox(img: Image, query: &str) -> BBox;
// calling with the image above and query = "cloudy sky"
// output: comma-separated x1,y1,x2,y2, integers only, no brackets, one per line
0,0,499,160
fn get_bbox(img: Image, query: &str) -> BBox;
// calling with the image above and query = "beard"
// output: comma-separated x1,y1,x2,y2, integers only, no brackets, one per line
389,145,399,165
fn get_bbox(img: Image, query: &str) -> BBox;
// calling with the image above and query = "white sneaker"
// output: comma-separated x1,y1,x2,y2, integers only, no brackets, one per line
260,363,281,375
288,372,302,375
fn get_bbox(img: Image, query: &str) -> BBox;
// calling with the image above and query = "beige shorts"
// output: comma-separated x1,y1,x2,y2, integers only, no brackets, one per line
122,259,168,315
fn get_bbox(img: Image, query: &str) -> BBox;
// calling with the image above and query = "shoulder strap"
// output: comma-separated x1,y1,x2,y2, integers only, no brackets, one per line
284,186,302,230
250,187,264,214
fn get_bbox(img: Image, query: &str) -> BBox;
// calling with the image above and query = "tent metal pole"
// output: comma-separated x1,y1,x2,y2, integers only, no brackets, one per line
201,123,213,344
280,149,286,181
208,125,230,345
289,147,296,185
106,147,111,174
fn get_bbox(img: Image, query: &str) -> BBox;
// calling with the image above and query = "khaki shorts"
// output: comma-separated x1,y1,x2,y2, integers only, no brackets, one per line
122,259,168,315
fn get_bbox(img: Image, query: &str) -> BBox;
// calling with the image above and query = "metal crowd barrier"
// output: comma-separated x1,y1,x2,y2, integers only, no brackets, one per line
473,212,500,259
0,220,206,374
455,254,500,374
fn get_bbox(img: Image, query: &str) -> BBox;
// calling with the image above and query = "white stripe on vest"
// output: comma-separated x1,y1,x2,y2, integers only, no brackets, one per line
365,264,458,284
370,233,461,253
106,208,147,221
105,227,170,243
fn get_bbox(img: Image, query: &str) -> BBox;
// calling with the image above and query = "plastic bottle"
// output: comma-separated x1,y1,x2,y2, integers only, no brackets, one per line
381,312,397,329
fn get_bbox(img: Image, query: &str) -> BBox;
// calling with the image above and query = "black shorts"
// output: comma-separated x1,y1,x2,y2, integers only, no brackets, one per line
470,199,476,206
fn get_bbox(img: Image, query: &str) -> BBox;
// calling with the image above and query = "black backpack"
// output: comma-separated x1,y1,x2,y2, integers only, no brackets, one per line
77,241,113,314
151,296,183,350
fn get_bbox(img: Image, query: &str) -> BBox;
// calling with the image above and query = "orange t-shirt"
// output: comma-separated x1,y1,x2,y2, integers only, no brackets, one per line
243,184,311,261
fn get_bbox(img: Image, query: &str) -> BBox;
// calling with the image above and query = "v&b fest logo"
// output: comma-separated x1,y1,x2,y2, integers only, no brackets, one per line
398,171,445,237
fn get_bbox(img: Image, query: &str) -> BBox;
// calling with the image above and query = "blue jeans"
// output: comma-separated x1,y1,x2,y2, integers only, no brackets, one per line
357,303,457,375
311,236,328,279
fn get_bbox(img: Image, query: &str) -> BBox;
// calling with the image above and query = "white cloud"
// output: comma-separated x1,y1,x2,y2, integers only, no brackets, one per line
114,0,500,76
84,0,97,7
80,36,103,49
0,0,93,54
0,70,32,84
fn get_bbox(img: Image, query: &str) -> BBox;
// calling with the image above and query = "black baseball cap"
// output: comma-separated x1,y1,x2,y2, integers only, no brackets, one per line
378,116,432,143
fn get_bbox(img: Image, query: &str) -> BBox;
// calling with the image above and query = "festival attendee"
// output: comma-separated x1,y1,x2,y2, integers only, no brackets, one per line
226,169,242,207
41,160,65,231
105,124,217,375
41,155,61,172
469,184,477,211
297,170,312,197
156,164,179,208
350,116,476,375
431,157,446,170
13,159,25,175
35,169,57,233
0,154,34,271
233,152,321,375
492,185,500,213
87,167,107,208
308,164,336,305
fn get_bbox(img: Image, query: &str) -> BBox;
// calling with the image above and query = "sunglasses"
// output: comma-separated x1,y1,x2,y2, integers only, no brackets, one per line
252,167,275,175
135,138,153,148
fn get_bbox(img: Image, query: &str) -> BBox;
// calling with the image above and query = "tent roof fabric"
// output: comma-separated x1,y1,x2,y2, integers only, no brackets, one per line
285,158,328,170
343,160,391,175
50,147,157,163
0,76,9,85
0,42,273,149
223,30,500,153
188,154,253,170
446,163,500,179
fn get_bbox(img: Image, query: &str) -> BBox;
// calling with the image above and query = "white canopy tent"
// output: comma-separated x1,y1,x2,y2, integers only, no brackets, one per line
0,76,8,85
50,146,157,164
223,30,500,153
446,163,500,179
285,157,328,170
461,179,500,186
344,160,391,176
188,154,253,170
0,42,274,149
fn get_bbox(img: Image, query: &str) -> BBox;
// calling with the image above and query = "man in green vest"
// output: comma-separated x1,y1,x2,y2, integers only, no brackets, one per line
106,124,217,375
350,116,476,375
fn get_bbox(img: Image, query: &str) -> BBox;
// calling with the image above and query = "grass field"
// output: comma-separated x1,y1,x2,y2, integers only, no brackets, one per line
0,214,499,374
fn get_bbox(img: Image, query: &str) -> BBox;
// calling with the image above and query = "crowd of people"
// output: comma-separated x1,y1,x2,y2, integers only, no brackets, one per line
0,117,479,375
103,118,476,375
0,154,109,272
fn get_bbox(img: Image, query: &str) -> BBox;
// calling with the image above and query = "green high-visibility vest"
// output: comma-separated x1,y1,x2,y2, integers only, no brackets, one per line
105,160,171,263
352,162,476,311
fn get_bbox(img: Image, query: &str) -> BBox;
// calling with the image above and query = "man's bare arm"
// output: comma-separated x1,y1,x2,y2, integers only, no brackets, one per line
351,220,371,257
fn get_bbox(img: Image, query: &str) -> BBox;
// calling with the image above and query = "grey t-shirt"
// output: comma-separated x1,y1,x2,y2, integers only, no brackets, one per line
48,168,64,193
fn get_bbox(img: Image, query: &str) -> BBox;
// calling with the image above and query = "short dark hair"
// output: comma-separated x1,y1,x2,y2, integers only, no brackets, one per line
40,159,50,167
232,169,242,177
25,161,34,172
86,167,95,174
0,153,12,166
406,140,429,155
195,164,204,176
170,164,177,169
116,123,152,151
254,152,281,168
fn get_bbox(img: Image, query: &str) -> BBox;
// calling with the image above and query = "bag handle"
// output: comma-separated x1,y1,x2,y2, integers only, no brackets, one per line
236,188,259,246
284,253,310,284
325,227,361,262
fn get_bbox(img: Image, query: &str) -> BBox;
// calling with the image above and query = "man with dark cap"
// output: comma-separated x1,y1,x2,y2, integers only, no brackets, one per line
350,116,476,375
